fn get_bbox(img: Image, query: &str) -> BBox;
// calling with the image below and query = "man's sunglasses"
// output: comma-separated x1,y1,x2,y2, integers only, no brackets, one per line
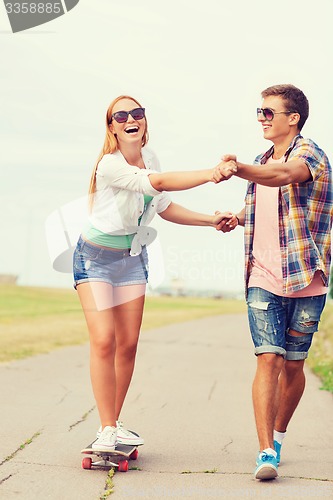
110,107,145,124
256,108,294,121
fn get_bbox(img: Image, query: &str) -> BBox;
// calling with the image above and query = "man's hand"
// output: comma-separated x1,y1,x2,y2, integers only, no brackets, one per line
212,160,237,183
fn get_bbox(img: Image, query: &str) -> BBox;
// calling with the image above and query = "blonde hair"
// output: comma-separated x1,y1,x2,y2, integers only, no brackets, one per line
88,95,149,209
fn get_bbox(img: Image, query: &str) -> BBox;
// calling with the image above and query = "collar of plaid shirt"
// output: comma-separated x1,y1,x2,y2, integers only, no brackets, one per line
258,133,300,164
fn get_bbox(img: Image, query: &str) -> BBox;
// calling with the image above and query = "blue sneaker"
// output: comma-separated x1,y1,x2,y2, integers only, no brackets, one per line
254,451,278,480
274,440,281,465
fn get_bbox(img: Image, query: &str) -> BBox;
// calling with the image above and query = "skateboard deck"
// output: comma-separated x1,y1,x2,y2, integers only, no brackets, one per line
81,443,140,472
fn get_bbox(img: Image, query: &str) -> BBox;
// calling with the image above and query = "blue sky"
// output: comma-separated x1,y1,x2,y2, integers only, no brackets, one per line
1,0,332,293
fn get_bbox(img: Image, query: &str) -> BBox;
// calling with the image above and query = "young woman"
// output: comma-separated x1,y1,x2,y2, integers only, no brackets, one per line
73,95,237,451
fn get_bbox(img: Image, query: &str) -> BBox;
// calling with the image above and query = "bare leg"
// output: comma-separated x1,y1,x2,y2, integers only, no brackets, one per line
252,353,284,450
274,330,306,433
76,282,117,428
76,282,146,428
113,285,146,419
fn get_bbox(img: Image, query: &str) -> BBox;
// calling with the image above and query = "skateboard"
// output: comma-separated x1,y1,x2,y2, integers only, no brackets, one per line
81,443,140,472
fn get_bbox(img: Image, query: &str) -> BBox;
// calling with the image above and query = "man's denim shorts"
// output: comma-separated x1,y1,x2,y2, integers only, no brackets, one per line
73,236,148,289
247,287,326,360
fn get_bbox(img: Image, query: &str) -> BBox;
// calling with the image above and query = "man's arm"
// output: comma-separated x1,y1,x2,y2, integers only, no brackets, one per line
217,155,312,187
235,207,245,227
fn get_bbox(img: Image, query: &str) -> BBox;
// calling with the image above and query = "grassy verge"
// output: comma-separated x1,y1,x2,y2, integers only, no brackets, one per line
0,285,245,363
0,285,86,362
307,301,333,392
1,285,332,393
142,295,246,329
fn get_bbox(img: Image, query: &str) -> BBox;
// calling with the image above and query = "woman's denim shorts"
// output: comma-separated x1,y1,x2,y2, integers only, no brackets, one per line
247,287,326,360
73,236,148,289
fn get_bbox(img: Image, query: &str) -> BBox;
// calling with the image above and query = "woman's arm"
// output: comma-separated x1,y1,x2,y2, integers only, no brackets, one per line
149,161,237,192
98,154,236,195
158,202,234,227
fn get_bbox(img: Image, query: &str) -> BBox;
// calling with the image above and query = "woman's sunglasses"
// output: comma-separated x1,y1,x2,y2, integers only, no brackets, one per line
110,107,145,124
256,108,294,121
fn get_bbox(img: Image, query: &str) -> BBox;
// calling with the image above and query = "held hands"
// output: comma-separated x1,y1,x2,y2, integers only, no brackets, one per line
213,211,239,232
211,154,239,231
212,158,237,183
212,155,238,183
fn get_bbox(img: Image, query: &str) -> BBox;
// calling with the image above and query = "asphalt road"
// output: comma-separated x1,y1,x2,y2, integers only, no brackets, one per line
1,314,332,499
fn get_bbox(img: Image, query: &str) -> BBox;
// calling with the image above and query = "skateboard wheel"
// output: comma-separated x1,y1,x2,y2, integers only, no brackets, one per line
118,460,129,472
82,457,92,470
130,449,139,460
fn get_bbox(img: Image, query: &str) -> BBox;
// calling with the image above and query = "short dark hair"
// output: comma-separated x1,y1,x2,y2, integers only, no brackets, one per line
261,84,309,131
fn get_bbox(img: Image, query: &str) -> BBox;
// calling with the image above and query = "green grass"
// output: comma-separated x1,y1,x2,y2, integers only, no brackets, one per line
0,285,245,363
141,295,246,330
100,469,115,499
0,285,87,362
0,431,41,466
307,301,333,392
0,284,80,322
1,284,332,393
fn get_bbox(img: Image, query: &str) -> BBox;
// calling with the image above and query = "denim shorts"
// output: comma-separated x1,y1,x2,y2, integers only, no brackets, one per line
73,236,148,289
247,287,326,360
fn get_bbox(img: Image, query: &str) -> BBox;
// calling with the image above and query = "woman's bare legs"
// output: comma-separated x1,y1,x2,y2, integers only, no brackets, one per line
76,282,146,429
113,285,145,418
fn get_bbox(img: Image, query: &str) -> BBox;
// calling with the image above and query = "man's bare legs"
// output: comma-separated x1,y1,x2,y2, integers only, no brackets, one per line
252,353,284,451
253,330,308,459
253,329,309,452
274,330,307,433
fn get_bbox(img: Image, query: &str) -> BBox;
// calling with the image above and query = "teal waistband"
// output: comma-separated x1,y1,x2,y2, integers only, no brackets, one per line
83,225,135,249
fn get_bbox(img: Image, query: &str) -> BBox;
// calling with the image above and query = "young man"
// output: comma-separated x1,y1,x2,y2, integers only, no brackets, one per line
216,84,333,480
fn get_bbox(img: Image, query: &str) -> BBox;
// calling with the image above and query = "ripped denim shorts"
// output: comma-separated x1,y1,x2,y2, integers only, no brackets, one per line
247,287,326,360
73,235,148,289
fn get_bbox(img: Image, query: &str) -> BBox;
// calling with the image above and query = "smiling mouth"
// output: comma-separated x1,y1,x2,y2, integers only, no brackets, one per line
125,127,139,134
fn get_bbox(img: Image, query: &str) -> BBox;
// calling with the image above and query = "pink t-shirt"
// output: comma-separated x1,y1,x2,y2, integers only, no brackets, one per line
248,157,327,297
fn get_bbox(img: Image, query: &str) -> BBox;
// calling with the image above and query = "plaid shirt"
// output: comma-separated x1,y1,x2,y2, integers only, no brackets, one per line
244,134,333,295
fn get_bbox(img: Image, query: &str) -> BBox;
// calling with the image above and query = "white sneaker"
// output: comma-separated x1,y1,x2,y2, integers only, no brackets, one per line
96,421,144,446
92,426,117,451
116,420,144,446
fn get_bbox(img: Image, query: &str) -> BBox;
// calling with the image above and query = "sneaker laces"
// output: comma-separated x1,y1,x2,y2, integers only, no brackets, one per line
260,452,275,462
117,421,133,436
98,426,116,443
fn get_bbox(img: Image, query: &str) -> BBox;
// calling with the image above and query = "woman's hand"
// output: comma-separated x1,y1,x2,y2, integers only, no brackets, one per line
214,211,239,232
